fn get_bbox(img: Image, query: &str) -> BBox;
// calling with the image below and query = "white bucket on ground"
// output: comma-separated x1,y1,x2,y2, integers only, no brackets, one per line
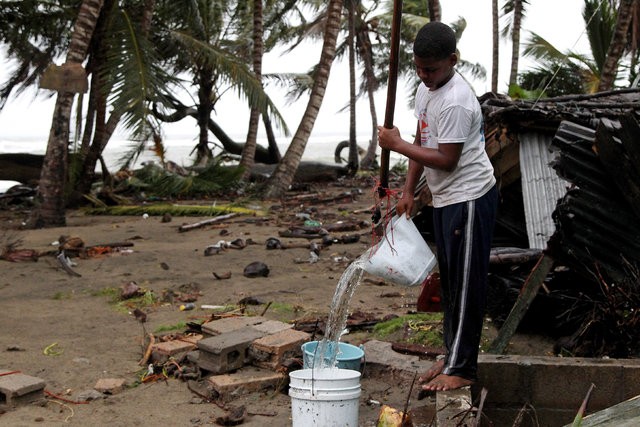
289,368,361,427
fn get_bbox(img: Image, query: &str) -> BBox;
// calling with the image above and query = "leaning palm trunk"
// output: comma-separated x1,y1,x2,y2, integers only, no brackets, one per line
428,0,441,22
240,0,265,179
28,0,104,228
347,0,359,174
508,0,523,89
598,0,636,91
359,27,379,170
491,0,499,93
264,0,344,199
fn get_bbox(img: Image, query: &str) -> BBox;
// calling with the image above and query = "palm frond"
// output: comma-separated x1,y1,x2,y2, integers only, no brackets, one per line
169,29,289,134
523,32,568,62
100,8,175,140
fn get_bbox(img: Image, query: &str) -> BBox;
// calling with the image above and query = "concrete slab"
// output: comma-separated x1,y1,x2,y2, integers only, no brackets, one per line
201,316,268,336
250,319,293,335
362,340,432,382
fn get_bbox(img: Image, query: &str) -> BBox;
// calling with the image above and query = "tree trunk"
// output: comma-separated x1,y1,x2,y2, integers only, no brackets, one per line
598,0,636,91
428,0,441,22
240,0,264,179
359,29,379,170
347,0,358,175
262,115,282,163
508,0,522,89
195,68,215,166
27,0,104,228
264,0,343,199
75,0,157,199
491,0,499,93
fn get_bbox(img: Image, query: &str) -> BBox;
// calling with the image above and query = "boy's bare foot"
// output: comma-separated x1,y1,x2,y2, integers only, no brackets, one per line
422,374,474,391
418,359,445,384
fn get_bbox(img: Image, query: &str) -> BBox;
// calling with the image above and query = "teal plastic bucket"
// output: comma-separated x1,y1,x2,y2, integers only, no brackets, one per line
302,341,364,371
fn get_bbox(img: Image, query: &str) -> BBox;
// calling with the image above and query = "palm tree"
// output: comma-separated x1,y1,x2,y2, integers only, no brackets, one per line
599,0,638,90
508,0,523,90
28,0,104,228
427,0,441,22
239,0,264,179
520,0,638,95
152,0,289,167
73,0,169,198
0,1,76,109
347,0,359,174
264,0,344,198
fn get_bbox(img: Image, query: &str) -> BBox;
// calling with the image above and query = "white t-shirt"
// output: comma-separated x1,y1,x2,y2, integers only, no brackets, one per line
413,72,495,207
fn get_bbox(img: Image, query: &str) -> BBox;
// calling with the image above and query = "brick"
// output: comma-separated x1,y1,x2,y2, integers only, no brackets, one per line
0,370,46,409
94,378,126,395
251,319,293,335
205,366,286,402
249,329,310,369
201,316,268,336
151,336,201,364
197,328,265,374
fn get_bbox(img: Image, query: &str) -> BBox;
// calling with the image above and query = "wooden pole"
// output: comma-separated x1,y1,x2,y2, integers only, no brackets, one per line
487,253,554,354
379,0,403,193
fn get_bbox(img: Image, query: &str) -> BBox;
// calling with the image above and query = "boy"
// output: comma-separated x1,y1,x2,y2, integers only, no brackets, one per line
377,21,498,391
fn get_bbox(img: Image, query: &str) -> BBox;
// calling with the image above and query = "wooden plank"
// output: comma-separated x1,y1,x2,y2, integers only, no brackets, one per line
487,253,554,354
563,395,640,427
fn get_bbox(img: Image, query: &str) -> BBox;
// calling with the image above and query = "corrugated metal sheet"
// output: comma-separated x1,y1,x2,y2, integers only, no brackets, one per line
518,132,568,249
549,120,640,280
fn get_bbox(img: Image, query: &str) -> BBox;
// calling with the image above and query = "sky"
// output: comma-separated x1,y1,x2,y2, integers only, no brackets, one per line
0,0,591,143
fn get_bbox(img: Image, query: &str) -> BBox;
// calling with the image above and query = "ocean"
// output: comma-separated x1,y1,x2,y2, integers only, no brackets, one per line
0,133,405,193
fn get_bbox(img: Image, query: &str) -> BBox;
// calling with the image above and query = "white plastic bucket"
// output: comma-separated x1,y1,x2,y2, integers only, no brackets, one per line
289,368,361,427
362,214,437,287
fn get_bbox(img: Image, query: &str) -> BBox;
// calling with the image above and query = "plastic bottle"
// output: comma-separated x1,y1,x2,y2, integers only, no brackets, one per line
179,303,196,311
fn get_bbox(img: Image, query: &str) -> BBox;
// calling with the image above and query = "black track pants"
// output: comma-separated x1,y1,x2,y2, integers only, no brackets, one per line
433,185,498,381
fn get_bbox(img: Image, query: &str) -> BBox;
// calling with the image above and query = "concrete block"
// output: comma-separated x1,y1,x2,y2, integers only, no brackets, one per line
197,328,265,374
622,361,640,401
476,354,534,404
251,319,293,335
151,336,201,364
0,370,46,409
201,316,268,336
476,354,640,415
362,340,431,382
205,366,286,402
528,357,623,410
250,329,310,369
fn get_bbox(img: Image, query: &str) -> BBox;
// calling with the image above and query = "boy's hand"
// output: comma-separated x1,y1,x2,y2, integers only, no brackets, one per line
377,125,401,150
396,193,414,218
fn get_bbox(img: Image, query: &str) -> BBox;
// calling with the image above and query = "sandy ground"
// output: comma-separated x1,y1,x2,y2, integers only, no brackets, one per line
0,176,554,426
